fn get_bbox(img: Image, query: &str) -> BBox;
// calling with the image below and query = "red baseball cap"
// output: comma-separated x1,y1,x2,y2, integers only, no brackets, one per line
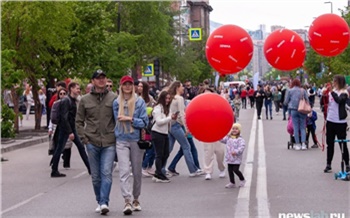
120,76,133,85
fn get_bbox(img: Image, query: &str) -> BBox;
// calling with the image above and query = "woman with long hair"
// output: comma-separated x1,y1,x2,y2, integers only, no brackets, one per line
23,84,34,120
324,75,349,173
113,76,149,215
137,81,157,176
167,81,202,177
284,79,309,150
151,91,178,182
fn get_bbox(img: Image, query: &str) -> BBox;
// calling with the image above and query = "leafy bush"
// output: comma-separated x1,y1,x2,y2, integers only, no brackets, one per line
1,100,15,138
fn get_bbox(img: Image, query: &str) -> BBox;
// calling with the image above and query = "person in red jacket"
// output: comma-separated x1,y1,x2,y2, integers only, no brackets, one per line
247,86,255,109
240,87,247,109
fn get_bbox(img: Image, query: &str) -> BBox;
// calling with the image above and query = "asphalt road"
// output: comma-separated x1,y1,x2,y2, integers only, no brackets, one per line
1,105,349,218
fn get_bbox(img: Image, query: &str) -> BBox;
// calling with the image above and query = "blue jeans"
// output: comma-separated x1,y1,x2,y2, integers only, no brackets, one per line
264,100,272,118
86,143,116,206
168,122,198,173
291,110,307,144
168,137,200,171
142,142,155,169
283,105,288,119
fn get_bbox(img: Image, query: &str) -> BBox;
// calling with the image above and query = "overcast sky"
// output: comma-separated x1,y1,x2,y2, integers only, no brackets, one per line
209,0,349,31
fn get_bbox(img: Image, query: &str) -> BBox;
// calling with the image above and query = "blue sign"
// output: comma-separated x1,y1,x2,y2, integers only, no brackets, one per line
142,64,154,77
189,28,202,41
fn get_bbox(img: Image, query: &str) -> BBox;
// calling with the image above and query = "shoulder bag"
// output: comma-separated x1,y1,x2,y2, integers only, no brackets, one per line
298,89,311,114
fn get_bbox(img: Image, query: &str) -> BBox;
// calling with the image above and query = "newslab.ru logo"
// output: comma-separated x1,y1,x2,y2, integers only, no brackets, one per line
278,211,345,218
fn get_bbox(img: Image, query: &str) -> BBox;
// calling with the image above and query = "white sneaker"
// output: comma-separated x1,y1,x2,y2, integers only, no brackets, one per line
225,183,236,188
219,171,226,178
239,180,246,187
205,173,211,180
147,167,155,175
142,169,151,177
132,200,142,211
123,202,133,215
95,205,101,213
301,143,307,150
189,169,205,177
294,144,301,151
100,204,109,215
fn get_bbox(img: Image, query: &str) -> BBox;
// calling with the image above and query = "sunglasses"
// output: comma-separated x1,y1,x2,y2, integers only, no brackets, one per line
106,85,113,88
59,92,67,96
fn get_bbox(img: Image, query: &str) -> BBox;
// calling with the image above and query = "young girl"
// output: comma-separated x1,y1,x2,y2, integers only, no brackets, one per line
221,123,246,188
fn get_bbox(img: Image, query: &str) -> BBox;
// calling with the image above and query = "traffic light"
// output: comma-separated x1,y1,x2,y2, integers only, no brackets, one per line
154,59,160,76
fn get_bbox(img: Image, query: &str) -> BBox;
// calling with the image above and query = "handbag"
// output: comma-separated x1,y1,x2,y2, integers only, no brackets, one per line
137,128,152,150
298,89,311,114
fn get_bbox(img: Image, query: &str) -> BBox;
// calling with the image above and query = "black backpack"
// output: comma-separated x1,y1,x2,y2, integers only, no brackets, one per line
51,97,70,125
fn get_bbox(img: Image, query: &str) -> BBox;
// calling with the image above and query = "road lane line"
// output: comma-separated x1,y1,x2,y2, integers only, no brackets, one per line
256,119,271,218
1,192,44,215
234,112,257,217
73,171,87,179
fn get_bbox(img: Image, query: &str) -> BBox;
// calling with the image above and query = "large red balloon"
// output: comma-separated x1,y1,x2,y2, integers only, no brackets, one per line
308,13,350,57
264,29,306,71
186,93,234,142
206,24,253,75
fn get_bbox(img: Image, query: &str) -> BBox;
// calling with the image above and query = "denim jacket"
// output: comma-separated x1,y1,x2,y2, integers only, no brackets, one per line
112,96,149,142
284,87,309,110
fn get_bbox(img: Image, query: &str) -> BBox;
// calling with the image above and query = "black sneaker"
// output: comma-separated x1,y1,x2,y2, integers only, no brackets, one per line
258,116,261,120
323,165,332,173
346,165,350,172
51,171,66,177
168,169,180,176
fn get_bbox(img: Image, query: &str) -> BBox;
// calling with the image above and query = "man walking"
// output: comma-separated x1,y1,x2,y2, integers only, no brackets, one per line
76,70,117,215
254,84,265,120
50,82,90,177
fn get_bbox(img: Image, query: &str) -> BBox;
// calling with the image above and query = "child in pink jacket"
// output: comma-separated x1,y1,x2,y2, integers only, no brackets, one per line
221,123,246,188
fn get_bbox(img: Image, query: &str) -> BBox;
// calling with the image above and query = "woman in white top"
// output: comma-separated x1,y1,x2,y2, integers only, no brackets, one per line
324,75,349,173
167,81,202,176
151,91,178,182
23,84,34,120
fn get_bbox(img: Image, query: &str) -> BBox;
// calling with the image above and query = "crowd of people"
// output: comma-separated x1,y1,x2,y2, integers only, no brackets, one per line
2,72,350,215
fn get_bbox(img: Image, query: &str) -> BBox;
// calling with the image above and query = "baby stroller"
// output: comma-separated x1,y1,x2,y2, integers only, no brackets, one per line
287,116,309,149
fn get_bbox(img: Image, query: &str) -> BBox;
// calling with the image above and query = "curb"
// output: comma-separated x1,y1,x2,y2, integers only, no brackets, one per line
1,136,49,153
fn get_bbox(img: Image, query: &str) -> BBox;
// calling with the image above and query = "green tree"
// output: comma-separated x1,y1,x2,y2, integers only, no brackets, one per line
1,1,76,129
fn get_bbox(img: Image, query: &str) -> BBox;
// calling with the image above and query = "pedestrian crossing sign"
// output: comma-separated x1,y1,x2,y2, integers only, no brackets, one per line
142,64,154,77
189,28,202,41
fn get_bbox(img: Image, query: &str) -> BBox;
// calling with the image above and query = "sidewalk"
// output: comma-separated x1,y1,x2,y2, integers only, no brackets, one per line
1,114,49,153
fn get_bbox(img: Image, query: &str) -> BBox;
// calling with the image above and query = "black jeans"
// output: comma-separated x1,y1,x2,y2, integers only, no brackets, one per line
227,164,245,184
306,125,317,145
151,131,169,178
249,96,255,108
241,97,246,109
51,128,90,173
256,101,263,118
326,121,349,166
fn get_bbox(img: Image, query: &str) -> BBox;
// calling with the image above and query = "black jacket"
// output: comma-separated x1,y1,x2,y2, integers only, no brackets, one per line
331,91,348,120
254,90,266,103
58,95,76,134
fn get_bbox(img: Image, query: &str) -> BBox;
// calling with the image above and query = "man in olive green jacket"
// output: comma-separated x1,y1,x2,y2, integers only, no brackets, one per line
76,70,117,215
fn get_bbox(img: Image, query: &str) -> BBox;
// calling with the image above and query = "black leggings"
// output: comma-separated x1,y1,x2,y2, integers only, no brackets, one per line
306,125,317,144
151,131,169,178
227,164,245,184
326,121,349,166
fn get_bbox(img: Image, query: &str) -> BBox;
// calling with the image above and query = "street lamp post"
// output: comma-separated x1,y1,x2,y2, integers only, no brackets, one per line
324,1,333,13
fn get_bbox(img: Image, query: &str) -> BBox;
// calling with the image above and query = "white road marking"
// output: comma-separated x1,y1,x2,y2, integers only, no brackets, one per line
73,171,87,179
1,193,44,215
257,119,271,218
234,112,256,217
